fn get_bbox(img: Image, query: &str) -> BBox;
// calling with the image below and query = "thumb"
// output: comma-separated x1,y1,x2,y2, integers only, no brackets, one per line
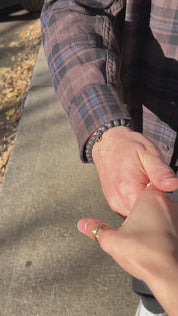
142,154,178,192
77,218,118,255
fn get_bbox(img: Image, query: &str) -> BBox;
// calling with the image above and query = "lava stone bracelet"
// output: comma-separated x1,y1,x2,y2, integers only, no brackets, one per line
85,119,132,163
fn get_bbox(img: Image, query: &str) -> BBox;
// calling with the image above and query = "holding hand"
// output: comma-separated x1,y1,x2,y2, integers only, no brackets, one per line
92,127,178,216
78,185,178,316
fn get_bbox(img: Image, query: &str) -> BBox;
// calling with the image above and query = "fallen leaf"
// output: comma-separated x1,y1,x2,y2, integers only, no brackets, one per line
0,67,10,78
5,108,16,116
7,92,17,99
0,145,13,173
2,88,13,95
19,32,26,38
9,41,20,48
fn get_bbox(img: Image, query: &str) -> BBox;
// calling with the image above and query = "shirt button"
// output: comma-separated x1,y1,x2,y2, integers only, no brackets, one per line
162,145,169,151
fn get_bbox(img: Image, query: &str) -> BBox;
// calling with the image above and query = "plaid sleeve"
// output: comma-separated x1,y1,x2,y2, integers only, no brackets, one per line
41,0,132,161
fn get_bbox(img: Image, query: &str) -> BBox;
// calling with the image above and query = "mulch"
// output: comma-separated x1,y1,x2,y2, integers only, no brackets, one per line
0,19,41,184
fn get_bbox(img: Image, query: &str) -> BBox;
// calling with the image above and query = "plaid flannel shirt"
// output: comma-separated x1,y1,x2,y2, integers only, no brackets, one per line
41,0,178,169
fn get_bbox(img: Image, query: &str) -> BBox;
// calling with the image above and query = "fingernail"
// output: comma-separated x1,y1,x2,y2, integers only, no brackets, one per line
77,219,95,233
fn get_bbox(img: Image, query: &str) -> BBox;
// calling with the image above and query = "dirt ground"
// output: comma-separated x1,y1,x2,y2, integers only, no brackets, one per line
0,6,41,183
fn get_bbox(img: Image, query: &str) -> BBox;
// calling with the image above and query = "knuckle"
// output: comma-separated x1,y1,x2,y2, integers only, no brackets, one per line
115,181,129,201
107,195,119,212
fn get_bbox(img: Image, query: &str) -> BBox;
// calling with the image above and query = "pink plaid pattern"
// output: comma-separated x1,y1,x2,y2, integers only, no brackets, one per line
41,0,178,168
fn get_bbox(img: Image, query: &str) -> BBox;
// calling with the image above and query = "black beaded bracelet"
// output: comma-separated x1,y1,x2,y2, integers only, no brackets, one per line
85,119,132,163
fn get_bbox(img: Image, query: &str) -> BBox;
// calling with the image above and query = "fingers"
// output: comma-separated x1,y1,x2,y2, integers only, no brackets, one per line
77,218,112,241
141,152,178,192
93,127,178,215
77,218,118,254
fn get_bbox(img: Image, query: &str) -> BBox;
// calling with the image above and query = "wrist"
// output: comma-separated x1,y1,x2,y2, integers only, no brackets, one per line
145,260,178,315
85,119,133,163
92,124,132,163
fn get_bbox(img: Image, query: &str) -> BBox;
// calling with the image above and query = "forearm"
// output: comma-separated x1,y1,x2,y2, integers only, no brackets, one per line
146,265,178,316
41,0,131,160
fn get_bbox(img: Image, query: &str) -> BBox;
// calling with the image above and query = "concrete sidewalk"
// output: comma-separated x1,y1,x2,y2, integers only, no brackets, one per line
0,45,138,316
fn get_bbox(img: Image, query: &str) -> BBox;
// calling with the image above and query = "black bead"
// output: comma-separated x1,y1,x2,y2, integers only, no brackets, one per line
96,130,103,137
91,135,97,143
106,121,114,128
120,119,126,126
113,119,120,126
126,120,131,127
101,125,108,132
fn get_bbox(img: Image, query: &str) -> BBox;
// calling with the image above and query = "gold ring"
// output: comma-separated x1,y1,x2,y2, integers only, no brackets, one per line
92,223,110,242
92,224,102,242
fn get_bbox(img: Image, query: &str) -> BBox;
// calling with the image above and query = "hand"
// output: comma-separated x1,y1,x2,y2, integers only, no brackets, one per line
78,185,178,315
92,126,178,216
